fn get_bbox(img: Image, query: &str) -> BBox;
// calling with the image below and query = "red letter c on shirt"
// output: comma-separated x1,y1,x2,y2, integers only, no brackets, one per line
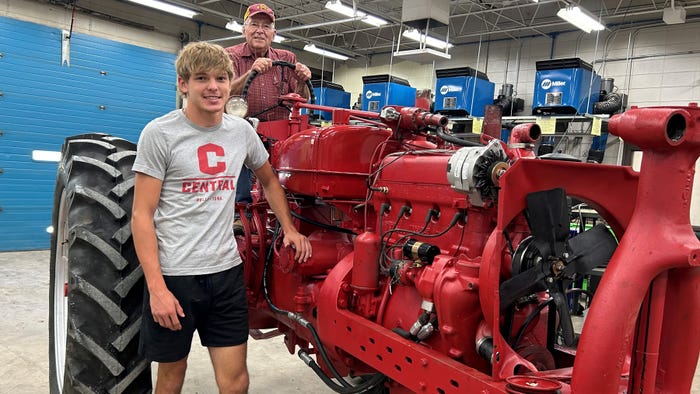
198,143,226,175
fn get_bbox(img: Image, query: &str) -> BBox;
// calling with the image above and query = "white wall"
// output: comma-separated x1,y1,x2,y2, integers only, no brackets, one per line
332,21,700,113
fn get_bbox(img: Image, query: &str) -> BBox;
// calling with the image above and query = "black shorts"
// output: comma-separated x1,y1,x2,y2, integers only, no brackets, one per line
139,264,249,363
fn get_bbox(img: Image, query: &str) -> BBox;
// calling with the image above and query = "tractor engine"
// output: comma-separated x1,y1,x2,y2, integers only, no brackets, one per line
235,103,700,393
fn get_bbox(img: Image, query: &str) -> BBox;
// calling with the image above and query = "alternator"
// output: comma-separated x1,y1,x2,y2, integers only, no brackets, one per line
446,139,509,206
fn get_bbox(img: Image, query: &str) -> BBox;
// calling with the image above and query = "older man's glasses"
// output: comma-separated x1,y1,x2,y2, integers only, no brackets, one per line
245,22,274,31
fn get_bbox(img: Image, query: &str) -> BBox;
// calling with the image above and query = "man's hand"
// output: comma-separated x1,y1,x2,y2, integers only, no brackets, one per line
149,287,185,331
283,230,312,263
294,62,311,82
251,57,274,74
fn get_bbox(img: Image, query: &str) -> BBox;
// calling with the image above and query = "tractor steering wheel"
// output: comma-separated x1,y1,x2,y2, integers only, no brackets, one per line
227,60,315,119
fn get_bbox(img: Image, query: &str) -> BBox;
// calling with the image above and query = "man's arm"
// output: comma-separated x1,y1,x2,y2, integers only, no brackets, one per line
253,162,312,262
293,62,311,99
131,172,184,331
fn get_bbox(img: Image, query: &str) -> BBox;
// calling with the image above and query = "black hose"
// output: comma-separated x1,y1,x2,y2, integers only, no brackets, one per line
290,210,357,235
263,222,352,387
391,327,411,339
511,298,554,349
437,129,482,147
301,316,354,387
494,96,512,114
263,224,285,314
298,349,387,394
593,92,622,115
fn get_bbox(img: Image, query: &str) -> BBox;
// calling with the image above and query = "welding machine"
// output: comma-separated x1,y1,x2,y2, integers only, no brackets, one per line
434,67,495,117
305,80,351,120
361,75,416,112
532,58,601,115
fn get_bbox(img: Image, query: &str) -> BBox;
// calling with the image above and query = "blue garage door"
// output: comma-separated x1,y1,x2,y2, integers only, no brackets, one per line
0,17,176,251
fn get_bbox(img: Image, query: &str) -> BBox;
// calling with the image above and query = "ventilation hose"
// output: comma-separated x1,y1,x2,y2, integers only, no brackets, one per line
593,92,622,115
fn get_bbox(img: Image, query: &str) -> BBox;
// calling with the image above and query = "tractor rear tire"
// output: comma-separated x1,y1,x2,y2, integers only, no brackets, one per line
49,134,151,393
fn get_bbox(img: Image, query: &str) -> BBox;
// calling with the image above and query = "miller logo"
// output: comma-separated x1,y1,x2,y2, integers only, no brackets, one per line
365,90,381,100
541,79,566,90
439,85,462,95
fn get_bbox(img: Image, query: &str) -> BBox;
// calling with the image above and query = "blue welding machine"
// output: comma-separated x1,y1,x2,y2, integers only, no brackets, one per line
306,80,350,120
434,67,495,117
362,75,416,112
532,58,601,115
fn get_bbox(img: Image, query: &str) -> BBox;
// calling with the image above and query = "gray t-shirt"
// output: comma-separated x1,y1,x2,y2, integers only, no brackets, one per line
132,109,268,276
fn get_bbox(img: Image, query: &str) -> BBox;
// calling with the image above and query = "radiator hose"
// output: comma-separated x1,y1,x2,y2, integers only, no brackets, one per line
437,128,482,147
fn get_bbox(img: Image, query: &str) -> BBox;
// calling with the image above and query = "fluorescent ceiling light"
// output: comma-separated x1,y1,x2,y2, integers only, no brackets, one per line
303,44,349,61
225,20,242,32
226,20,285,42
402,29,453,50
557,5,605,33
324,0,388,27
126,0,199,19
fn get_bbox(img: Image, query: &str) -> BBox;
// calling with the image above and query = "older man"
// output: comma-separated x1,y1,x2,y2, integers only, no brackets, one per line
227,3,312,122
226,3,312,229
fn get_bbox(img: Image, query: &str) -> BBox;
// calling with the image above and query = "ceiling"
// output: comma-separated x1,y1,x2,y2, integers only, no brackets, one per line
49,0,700,59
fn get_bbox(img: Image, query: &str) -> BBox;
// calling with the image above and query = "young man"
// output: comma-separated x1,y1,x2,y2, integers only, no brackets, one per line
226,3,312,219
131,41,311,394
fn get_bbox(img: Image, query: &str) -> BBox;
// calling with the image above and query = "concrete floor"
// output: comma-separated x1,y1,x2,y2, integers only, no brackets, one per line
0,250,330,393
1,250,699,393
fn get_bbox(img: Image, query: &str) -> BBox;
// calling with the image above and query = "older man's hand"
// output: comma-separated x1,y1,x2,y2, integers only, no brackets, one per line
294,62,311,82
251,57,273,74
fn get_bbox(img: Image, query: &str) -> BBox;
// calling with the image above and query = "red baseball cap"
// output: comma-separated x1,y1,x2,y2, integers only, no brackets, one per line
244,3,275,22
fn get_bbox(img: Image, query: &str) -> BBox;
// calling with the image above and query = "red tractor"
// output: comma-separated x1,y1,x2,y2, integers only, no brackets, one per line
49,64,700,393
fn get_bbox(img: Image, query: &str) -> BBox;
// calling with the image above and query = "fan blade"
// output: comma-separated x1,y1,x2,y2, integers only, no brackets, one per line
526,188,570,258
551,290,576,346
564,223,617,276
500,262,550,310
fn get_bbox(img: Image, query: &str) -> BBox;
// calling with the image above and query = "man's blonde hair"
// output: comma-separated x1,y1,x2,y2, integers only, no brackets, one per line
175,42,234,88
